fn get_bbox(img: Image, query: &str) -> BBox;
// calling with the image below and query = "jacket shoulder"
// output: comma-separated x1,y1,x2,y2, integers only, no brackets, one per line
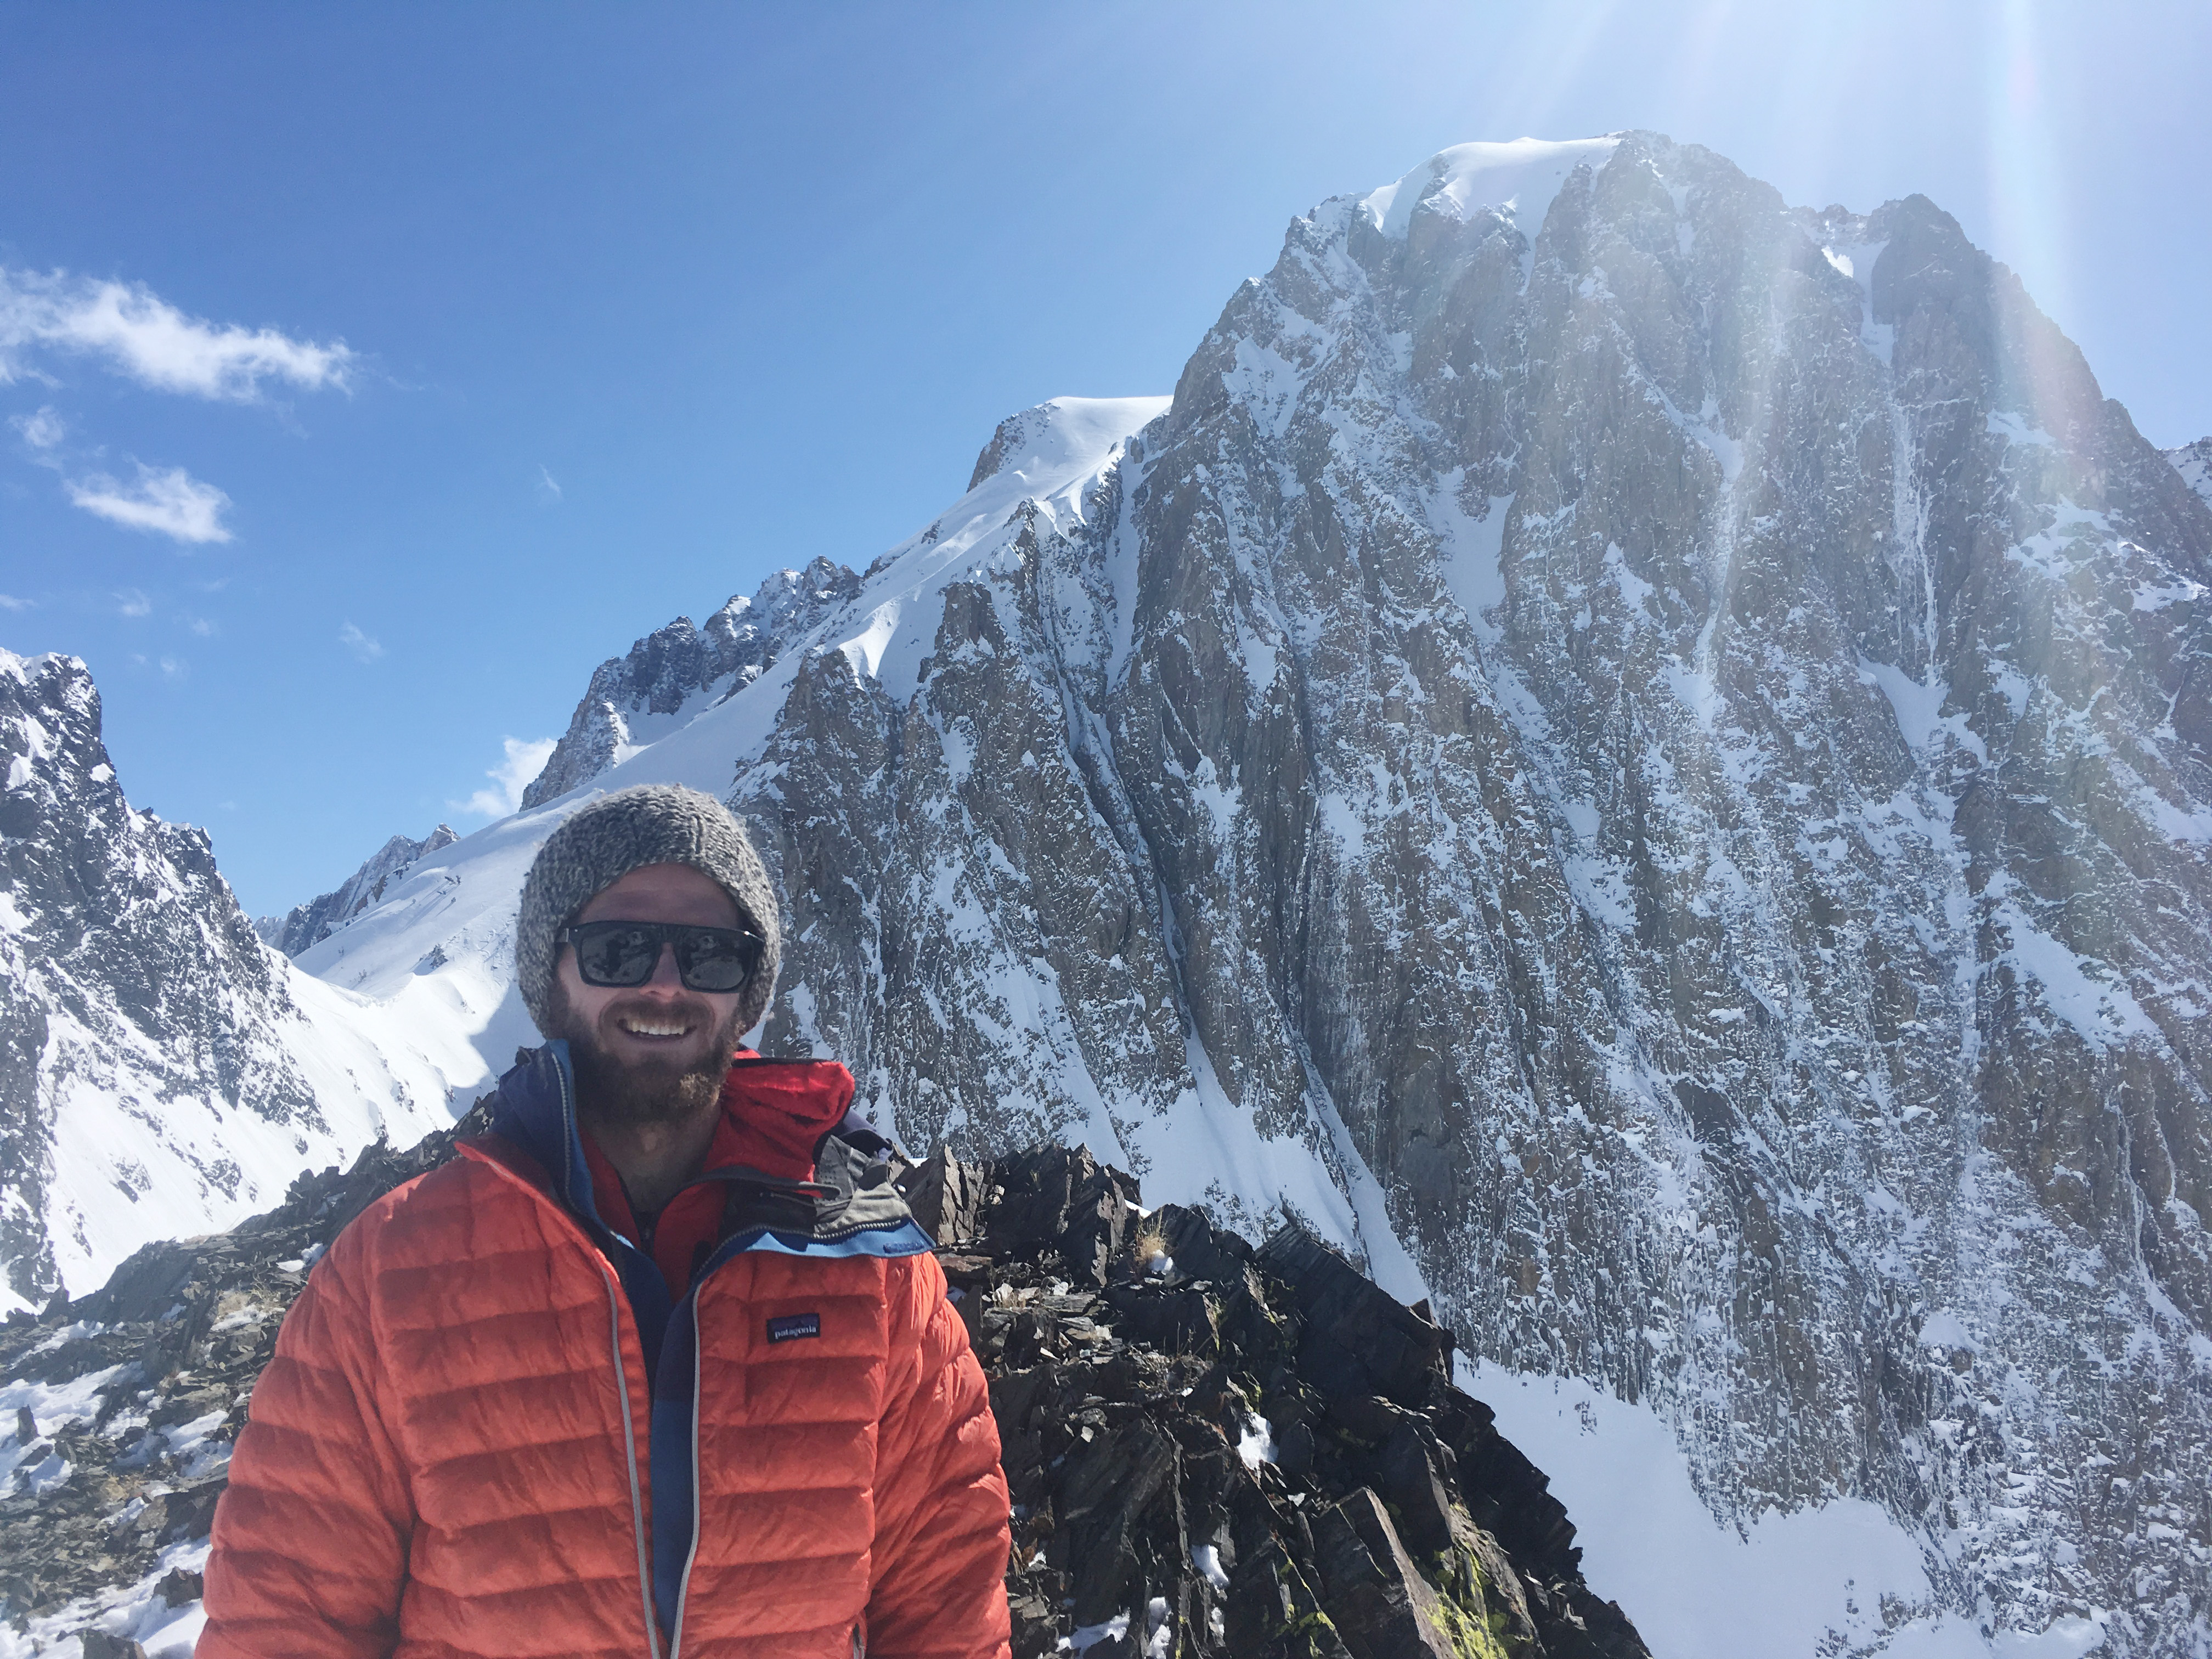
318,1149,535,1283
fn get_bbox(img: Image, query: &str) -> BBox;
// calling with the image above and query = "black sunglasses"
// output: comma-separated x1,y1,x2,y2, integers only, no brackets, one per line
561,920,766,994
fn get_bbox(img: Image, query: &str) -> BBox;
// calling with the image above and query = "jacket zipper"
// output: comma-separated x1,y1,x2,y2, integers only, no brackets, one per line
552,1048,664,1659
601,1258,664,1659
478,1047,896,1656
469,1139,665,1659
666,1306,707,1658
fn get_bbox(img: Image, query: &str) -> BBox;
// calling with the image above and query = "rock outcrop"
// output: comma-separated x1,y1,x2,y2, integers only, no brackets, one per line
0,1119,1643,1659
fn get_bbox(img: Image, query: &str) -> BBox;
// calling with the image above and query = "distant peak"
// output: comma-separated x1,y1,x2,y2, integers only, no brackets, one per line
1359,135,1623,242
967,396,1172,493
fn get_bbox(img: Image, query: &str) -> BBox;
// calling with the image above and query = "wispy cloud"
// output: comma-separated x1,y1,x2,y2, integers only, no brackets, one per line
10,405,64,450
0,593,30,611
116,588,152,617
454,736,557,819
0,268,354,400
536,464,563,503
66,462,233,543
338,621,384,663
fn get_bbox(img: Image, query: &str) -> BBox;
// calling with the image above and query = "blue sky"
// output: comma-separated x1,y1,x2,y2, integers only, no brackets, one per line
3,1,2205,916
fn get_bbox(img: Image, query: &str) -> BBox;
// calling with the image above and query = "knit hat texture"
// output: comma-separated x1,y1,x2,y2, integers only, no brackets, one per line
515,783,781,1039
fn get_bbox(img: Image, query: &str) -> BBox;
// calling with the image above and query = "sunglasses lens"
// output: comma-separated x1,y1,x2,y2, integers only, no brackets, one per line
568,922,760,992
675,928,757,993
573,924,661,988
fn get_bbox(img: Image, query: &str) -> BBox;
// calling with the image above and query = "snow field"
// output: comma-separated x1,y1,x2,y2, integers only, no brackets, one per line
1464,1359,2111,1659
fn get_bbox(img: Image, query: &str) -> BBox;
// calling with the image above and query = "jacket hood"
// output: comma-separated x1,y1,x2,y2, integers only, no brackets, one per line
470,1042,927,1258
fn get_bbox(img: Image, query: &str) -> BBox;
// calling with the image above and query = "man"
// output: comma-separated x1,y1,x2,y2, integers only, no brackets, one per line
202,783,1013,1658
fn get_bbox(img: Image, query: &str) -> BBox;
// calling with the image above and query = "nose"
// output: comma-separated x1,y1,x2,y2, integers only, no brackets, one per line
641,942,686,992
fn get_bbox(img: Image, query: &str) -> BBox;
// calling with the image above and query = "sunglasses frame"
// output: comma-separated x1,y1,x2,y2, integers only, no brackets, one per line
560,919,766,994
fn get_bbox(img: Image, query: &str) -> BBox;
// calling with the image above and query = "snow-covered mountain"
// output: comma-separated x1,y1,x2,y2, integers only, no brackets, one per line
0,651,482,1312
13,133,2212,1654
253,823,457,958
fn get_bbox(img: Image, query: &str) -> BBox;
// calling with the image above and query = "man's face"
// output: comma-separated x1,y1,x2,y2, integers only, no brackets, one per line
548,862,752,1124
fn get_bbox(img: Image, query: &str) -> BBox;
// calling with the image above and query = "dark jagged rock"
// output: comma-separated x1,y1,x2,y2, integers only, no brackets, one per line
2,1129,1642,1658
2167,437,2212,511
934,1144,1645,1658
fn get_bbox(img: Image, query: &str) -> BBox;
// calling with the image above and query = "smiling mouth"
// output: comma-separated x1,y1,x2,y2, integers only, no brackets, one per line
615,1014,695,1041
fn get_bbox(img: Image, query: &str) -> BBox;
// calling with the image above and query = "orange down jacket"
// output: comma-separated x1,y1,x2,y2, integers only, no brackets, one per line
200,1043,1012,1659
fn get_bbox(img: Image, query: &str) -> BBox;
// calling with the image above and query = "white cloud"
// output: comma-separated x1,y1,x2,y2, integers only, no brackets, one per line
0,593,30,611
67,463,233,543
454,736,557,819
337,621,384,663
536,464,563,503
0,267,354,400
116,588,151,617
10,405,64,450
186,616,215,636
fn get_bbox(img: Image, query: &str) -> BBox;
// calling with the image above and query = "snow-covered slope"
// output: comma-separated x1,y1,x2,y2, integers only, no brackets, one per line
0,651,481,1313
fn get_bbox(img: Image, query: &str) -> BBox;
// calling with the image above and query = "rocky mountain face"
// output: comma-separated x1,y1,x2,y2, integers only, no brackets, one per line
0,1120,1642,1659
701,137,2211,1650
521,555,861,808
0,651,463,1315
253,823,458,958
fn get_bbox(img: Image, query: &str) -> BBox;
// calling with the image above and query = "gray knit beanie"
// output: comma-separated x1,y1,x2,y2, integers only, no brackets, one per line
515,783,781,1038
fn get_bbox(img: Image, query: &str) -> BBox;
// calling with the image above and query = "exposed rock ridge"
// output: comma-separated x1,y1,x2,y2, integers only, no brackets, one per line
520,555,861,808
253,824,458,958
0,1123,1644,1659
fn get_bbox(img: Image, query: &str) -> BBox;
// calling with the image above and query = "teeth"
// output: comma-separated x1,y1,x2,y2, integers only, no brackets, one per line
619,1019,689,1037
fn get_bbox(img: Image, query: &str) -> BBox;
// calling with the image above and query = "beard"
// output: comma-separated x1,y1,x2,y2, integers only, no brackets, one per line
548,977,745,1127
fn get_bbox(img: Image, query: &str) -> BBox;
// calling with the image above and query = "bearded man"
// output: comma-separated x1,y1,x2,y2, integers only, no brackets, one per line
201,783,1012,1659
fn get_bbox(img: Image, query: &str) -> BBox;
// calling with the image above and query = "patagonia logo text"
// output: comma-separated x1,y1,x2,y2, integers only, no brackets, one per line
768,1313,821,1344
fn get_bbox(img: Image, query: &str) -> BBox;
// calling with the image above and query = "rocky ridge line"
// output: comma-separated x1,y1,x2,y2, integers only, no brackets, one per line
253,823,458,960
1,651,315,1308
520,556,862,808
